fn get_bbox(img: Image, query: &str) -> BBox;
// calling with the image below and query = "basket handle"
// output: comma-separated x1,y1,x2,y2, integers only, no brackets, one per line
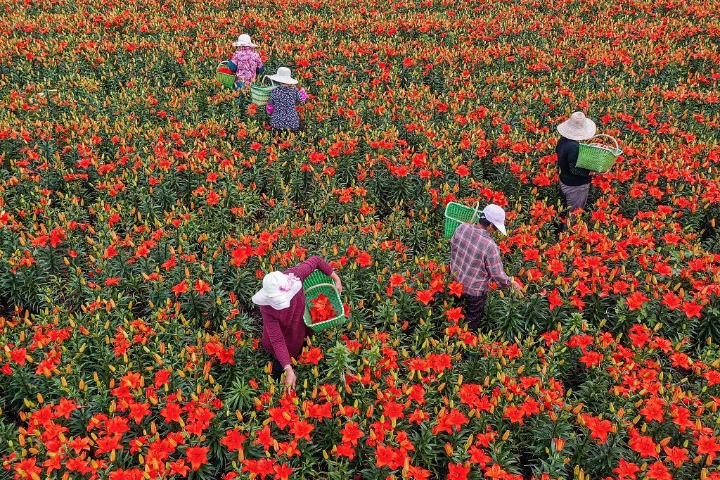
305,283,337,296
263,75,276,86
587,134,619,150
469,202,481,224
252,75,273,86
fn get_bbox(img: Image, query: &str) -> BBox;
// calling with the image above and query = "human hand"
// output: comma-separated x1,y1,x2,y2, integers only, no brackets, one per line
330,272,343,294
512,279,525,298
283,366,296,391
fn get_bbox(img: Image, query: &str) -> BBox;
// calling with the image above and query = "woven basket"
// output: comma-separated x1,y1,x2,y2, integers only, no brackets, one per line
250,76,276,106
576,134,622,173
215,61,236,89
303,271,348,332
444,202,480,238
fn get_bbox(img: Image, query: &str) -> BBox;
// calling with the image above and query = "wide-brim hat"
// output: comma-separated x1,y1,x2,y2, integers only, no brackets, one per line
557,111,597,141
232,34,257,47
251,272,302,310
268,67,298,85
482,204,507,236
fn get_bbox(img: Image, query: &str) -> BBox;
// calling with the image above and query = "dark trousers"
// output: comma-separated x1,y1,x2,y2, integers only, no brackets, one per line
266,336,309,381
270,357,284,381
559,181,590,213
272,127,300,137
463,291,488,332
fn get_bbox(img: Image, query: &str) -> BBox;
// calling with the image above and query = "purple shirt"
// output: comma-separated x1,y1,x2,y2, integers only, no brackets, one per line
261,256,334,367
450,224,512,296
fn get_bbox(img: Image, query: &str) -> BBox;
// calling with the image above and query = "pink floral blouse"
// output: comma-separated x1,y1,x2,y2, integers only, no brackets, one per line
231,47,263,85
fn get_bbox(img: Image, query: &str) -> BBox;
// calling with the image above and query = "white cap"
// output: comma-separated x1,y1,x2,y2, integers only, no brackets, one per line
482,204,507,235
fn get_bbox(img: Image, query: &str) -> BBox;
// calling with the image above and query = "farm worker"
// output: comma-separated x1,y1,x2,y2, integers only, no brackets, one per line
450,204,524,331
252,256,342,390
556,111,598,218
231,34,264,89
265,67,308,132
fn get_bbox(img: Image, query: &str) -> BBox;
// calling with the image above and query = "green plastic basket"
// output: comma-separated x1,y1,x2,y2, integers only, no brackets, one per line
215,61,236,89
576,134,622,173
303,271,348,332
444,202,480,238
250,76,276,106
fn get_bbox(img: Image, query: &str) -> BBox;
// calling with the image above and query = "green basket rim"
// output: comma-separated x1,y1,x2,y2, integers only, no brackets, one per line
303,274,348,332
444,202,479,238
578,143,622,156
577,143,620,172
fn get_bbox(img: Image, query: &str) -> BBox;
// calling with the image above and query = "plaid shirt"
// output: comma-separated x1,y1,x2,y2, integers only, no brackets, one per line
450,223,512,296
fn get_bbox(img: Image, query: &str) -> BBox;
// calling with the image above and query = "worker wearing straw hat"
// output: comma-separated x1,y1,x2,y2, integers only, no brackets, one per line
265,67,307,132
252,256,342,390
231,34,264,89
450,204,524,332
556,112,597,224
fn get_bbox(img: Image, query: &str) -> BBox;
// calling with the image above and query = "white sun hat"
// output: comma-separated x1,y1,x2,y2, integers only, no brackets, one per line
482,204,507,236
268,67,298,85
251,272,302,310
557,111,597,141
232,34,257,47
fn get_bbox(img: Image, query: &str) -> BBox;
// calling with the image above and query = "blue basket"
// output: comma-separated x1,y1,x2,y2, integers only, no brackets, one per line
251,76,276,106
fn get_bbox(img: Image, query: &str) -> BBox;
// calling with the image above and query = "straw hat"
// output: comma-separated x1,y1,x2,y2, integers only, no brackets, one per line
251,272,302,310
268,67,298,85
482,204,507,236
232,34,257,48
557,112,597,141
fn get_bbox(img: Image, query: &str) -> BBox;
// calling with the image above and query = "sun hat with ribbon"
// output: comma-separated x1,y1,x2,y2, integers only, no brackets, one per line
232,34,257,48
557,111,597,141
482,204,507,236
268,67,298,85
251,271,303,310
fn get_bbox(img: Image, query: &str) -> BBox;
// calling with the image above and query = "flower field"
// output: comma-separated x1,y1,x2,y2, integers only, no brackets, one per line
1,0,720,477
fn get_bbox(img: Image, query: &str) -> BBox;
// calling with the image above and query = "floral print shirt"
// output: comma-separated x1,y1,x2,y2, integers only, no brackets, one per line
231,47,263,85
267,86,306,131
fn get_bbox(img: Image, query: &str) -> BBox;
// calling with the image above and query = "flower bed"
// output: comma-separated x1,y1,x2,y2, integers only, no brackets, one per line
0,0,719,478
